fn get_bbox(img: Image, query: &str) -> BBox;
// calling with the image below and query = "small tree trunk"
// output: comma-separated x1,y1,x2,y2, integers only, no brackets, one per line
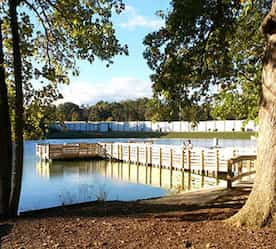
0,19,13,217
227,2,276,228
8,0,24,217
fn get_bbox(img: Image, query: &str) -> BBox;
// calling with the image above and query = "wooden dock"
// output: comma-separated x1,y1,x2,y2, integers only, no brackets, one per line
36,142,256,187
36,143,106,160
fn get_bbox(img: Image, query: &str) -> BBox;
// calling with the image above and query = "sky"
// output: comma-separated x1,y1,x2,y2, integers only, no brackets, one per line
58,0,170,106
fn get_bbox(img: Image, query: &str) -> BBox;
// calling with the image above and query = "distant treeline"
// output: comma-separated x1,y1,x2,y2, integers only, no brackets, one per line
52,98,214,122
24,97,252,139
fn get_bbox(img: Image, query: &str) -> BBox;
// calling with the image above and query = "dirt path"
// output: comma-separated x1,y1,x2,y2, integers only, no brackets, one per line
1,183,276,249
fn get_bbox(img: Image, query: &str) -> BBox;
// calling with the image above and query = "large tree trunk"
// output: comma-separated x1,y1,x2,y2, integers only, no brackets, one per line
8,0,24,217
0,19,13,217
227,2,276,228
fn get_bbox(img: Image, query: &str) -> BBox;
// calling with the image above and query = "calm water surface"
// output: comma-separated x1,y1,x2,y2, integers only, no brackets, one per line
19,138,256,212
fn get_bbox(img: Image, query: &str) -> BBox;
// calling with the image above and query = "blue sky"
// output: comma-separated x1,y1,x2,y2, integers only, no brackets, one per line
59,1,170,105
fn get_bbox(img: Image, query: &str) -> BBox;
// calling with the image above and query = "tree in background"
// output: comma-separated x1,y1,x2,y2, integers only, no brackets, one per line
88,101,112,121
53,97,213,124
144,0,276,227
210,0,265,121
57,102,82,121
0,0,127,217
143,0,268,122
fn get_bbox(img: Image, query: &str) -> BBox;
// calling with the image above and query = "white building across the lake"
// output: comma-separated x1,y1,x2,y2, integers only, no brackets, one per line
50,120,258,133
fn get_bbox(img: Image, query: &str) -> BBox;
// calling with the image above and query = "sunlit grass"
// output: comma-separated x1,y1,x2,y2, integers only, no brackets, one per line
47,130,257,140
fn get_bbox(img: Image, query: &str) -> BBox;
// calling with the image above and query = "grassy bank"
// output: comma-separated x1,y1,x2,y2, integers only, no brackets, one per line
161,131,256,139
47,130,256,139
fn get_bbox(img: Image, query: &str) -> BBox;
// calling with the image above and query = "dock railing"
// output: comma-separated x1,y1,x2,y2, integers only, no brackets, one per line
36,142,257,186
36,143,106,160
99,142,256,182
226,155,257,188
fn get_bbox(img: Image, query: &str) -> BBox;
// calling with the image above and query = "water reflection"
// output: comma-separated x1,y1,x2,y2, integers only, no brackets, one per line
21,139,240,212
35,159,223,204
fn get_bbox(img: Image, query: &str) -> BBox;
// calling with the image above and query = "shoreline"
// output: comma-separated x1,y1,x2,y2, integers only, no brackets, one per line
45,131,257,140
5,183,275,249
19,185,226,217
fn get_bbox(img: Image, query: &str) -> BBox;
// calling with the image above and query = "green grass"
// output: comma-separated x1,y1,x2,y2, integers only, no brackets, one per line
47,130,257,140
47,131,163,139
161,131,257,139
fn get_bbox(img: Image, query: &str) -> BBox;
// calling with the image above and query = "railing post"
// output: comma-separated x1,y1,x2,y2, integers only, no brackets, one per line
159,147,162,186
104,144,107,158
111,143,113,160
181,148,185,190
187,149,191,190
216,149,220,185
187,149,191,172
137,146,139,165
201,149,205,187
247,160,251,173
121,144,123,161
201,150,205,174
150,146,152,184
238,160,242,180
227,160,233,189
128,144,131,162
170,148,173,188
145,146,148,165
150,146,152,165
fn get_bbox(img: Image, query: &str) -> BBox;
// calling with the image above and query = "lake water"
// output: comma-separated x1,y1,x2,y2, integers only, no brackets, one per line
19,138,256,213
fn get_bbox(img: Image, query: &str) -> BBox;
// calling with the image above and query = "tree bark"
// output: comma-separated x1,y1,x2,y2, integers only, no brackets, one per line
8,0,24,217
0,19,13,217
227,2,276,228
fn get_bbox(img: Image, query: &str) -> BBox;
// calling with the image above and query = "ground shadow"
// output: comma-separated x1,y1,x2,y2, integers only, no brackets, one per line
0,223,13,248
18,185,251,223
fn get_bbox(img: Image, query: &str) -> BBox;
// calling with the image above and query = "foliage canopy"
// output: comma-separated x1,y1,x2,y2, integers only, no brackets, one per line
144,0,270,121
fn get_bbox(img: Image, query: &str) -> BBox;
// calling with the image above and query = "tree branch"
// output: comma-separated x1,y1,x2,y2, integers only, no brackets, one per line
23,0,52,66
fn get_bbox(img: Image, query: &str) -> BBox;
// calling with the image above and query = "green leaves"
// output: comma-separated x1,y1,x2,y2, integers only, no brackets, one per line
1,0,128,139
144,0,267,121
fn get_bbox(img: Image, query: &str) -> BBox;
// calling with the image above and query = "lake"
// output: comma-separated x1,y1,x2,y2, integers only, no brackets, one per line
19,138,256,213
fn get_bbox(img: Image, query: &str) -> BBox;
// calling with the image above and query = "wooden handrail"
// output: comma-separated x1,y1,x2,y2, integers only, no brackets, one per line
227,155,256,188
229,155,256,164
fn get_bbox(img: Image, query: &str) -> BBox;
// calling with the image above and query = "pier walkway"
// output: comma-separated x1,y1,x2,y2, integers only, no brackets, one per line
36,142,256,188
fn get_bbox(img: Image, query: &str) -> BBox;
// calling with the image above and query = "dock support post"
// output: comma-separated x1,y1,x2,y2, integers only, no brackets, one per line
128,163,131,181
111,161,113,177
145,147,148,184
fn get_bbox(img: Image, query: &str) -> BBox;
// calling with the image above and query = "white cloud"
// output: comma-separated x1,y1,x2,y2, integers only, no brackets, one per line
57,77,153,105
119,5,164,30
